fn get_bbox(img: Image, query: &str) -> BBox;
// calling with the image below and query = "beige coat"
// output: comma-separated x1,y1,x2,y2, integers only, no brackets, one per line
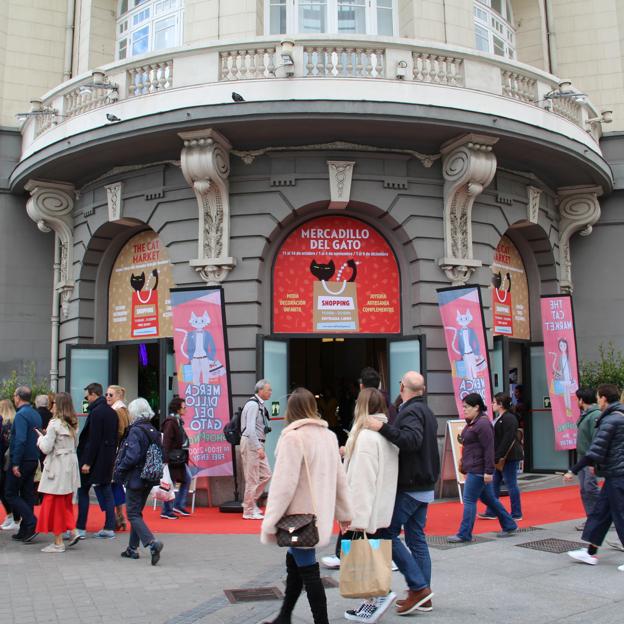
261,418,352,548
37,418,80,495
345,414,399,533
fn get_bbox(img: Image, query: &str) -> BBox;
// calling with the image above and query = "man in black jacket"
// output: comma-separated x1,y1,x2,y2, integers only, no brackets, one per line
366,371,440,615
565,383,624,569
76,383,119,539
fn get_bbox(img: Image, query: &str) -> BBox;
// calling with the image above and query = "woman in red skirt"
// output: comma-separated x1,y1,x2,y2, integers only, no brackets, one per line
36,392,81,552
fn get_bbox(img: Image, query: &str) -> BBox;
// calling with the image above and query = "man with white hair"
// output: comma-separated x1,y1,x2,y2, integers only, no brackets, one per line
240,379,273,520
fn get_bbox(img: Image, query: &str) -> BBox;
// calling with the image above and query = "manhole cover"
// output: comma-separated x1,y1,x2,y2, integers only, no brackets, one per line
515,538,585,554
426,535,493,550
223,587,283,604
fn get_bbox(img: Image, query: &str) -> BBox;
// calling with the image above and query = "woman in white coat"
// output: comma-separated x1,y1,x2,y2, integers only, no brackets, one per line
36,392,81,552
342,388,399,623
261,387,352,624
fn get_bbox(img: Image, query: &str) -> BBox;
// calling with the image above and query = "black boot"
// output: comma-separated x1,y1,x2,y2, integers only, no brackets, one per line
299,562,329,624
263,553,303,624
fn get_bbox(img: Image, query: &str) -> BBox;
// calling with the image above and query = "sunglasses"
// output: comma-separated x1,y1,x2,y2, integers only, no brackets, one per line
105,393,115,398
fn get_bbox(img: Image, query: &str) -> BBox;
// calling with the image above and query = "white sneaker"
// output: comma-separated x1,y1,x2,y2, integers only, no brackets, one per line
568,549,598,565
242,512,264,520
344,592,396,622
321,555,341,569
606,540,624,552
1,515,14,530
41,543,65,553
618,563,624,571
391,560,399,571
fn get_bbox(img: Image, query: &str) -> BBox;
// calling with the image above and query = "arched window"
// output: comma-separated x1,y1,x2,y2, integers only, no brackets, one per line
267,0,395,36
474,0,515,60
117,0,183,60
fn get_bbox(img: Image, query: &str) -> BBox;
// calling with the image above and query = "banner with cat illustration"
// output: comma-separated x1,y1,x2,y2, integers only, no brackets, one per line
273,215,400,334
437,285,493,419
108,230,174,341
540,295,579,451
170,287,233,477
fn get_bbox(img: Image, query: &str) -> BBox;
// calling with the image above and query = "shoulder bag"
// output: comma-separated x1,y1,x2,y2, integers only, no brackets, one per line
275,439,319,548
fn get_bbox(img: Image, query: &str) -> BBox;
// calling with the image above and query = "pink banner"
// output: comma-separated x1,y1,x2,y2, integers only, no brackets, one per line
437,286,493,419
540,295,579,451
171,287,233,477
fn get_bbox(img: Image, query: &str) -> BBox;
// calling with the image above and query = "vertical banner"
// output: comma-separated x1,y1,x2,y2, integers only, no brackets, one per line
540,295,579,451
171,287,233,477
437,285,493,419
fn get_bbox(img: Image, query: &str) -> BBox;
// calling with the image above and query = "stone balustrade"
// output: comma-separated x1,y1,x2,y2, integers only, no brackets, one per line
21,35,602,143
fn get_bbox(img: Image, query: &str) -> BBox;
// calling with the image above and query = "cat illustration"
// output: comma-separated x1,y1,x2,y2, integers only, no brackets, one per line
310,260,335,281
446,309,486,379
176,311,224,385
491,271,512,293
130,269,159,304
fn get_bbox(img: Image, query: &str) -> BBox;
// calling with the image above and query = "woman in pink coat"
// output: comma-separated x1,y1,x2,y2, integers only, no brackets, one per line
261,387,352,624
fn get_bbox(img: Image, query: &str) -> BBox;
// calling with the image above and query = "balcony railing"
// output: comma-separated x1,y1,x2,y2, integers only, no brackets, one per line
21,35,600,143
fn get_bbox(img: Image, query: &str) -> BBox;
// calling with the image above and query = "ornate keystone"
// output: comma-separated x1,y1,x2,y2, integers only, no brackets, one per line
179,129,236,284
557,185,602,293
527,186,542,224
25,179,75,317
327,161,355,209
438,134,498,285
106,182,123,221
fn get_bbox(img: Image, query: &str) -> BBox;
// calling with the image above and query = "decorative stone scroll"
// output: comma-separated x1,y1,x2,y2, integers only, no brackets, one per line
557,185,602,293
327,161,355,209
24,179,75,318
526,186,542,224
438,134,498,285
106,181,123,222
179,129,236,284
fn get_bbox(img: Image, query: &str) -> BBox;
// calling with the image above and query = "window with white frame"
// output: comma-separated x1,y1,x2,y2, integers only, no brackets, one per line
474,0,515,60
267,0,396,36
117,0,183,60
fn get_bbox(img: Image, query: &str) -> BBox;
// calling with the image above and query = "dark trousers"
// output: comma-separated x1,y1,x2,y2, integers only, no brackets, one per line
582,476,624,546
77,483,116,531
126,485,155,549
4,459,38,531
0,468,13,516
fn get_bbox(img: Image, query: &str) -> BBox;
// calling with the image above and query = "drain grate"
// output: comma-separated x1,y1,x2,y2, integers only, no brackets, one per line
515,538,585,554
223,587,283,604
515,526,543,533
518,475,548,481
426,535,493,550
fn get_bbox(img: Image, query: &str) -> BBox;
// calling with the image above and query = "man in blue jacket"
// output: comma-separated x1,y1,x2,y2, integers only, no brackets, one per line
6,385,42,542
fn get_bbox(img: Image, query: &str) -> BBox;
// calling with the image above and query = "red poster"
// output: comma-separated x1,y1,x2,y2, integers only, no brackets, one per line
131,289,159,337
273,216,400,333
437,286,493,419
171,287,233,477
540,295,579,451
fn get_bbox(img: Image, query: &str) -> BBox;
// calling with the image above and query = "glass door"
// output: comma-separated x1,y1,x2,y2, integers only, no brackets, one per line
388,337,423,391
160,338,176,423
259,336,289,469
491,336,507,395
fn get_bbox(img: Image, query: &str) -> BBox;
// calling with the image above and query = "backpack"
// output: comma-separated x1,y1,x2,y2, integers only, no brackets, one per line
137,424,164,483
224,396,264,446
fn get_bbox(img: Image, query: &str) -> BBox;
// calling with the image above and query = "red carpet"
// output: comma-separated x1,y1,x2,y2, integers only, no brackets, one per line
70,485,584,536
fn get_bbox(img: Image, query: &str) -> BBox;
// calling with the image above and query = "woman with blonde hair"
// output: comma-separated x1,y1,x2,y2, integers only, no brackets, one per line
36,392,81,552
342,388,399,622
0,399,17,530
106,385,130,530
261,388,352,624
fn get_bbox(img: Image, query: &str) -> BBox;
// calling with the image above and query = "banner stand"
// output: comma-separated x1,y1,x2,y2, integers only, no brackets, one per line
437,419,466,504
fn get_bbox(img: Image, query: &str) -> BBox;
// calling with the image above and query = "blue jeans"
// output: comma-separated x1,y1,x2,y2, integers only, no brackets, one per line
380,492,431,591
288,547,317,567
77,483,116,531
578,466,600,516
163,464,192,514
484,460,522,518
458,473,517,541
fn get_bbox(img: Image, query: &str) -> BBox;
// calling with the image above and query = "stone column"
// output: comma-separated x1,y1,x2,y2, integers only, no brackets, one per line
438,134,498,285
25,179,76,317
557,185,602,293
179,129,236,284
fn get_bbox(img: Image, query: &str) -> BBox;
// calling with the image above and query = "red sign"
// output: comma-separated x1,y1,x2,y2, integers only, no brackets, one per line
131,289,159,337
273,216,400,334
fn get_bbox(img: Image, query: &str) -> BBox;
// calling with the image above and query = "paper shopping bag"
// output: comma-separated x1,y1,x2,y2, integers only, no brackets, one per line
313,280,359,332
339,537,392,598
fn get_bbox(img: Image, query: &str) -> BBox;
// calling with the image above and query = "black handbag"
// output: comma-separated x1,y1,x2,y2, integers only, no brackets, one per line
275,441,319,548
168,448,188,465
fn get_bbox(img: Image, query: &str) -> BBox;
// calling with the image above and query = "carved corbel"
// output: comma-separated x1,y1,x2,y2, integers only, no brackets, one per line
25,180,75,317
179,129,236,284
557,185,602,293
438,134,498,285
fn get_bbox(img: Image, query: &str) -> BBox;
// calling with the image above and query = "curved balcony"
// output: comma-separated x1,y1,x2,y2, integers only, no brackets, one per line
11,35,612,191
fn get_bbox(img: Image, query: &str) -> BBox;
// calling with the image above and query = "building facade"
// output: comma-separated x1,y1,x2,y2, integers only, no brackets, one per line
1,0,623,501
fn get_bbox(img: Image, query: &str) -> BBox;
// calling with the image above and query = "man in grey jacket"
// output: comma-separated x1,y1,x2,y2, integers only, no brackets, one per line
240,379,272,520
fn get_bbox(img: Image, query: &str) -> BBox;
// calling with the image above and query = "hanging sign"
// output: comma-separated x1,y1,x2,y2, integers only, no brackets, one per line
437,285,493,419
540,295,579,451
108,231,174,341
273,216,400,334
491,236,530,339
171,287,233,477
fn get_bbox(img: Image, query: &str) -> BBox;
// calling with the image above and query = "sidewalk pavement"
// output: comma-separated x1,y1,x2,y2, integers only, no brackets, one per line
0,515,622,624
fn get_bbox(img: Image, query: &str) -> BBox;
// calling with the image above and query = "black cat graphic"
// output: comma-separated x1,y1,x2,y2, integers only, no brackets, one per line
491,271,511,293
130,269,159,293
310,259,357,282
